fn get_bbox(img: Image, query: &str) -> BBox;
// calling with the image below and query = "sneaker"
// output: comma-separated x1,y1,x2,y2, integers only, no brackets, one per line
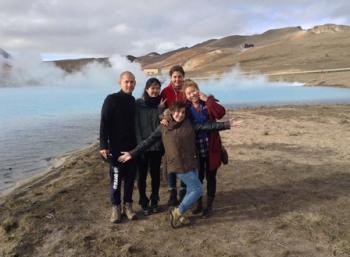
179,215,191,225
169,207,182,228
110,205,121,223
123,202,137,220
142,205,150,216
150,205,160,213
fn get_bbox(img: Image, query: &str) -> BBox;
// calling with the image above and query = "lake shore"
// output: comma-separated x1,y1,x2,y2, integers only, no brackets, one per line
1,104,350,257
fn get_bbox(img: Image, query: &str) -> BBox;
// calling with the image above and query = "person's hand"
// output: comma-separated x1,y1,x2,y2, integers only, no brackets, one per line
100,149,110,160
230,119,243,128
199,92,208,102
160,118,169,127
117,152,132,163
159,98,167,108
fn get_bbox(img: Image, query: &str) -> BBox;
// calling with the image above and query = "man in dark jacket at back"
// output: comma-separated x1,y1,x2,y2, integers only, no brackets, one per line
100,71,138,223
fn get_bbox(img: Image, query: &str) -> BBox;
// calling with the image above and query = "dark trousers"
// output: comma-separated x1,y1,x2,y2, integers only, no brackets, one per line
198,155,217,198
109,160,137,206
137,151,162,207
168,173,186,191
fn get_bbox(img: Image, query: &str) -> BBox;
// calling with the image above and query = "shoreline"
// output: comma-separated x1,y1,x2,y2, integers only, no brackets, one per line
0,142,99,200
1,101,350,199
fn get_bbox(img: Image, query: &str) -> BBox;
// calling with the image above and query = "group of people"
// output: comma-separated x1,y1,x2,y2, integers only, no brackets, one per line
99,65,241,228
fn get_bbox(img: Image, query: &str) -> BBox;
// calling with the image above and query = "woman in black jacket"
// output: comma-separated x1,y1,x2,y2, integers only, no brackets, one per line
135,78,166,215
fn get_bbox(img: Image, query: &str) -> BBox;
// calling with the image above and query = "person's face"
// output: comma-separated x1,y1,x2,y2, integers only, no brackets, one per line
184,86,200,104
172,107,186,123
171,71,184,91
146,83,161,97
119,74,136,94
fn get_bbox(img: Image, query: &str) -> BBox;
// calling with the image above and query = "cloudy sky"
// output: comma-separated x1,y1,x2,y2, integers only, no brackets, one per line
1,0,349,60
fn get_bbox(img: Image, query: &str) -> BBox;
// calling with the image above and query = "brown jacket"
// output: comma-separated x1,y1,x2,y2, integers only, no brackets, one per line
161,119,198,173
130,118,230,174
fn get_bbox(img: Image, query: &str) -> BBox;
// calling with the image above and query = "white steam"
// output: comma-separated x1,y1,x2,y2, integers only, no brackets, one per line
0,52,147,89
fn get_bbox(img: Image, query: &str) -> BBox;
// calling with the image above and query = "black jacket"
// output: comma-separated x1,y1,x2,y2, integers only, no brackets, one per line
100,91,136,161
135,98,164,152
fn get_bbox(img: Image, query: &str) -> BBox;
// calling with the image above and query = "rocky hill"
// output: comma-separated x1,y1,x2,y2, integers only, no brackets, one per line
135,24,350,87
51,57,110,73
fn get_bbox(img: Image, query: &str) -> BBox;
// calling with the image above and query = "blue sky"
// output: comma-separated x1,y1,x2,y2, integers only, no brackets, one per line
1,0,349,61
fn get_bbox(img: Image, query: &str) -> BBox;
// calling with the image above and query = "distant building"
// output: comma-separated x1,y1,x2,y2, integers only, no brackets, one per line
143,68,161,76
243,43,254,48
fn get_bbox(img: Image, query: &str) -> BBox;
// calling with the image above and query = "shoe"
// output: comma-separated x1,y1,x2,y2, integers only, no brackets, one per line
169,207,182,228
169,207,191,228
110,205,121,223
150,205,160,213
192,197,203,215
202,208,211,218
141,205,150,216
167,189,179,207
123,202,137,220
179,215,191,225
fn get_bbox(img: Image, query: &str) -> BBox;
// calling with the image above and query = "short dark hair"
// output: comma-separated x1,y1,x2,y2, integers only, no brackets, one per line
169,101,187,112
169,65,185,77
142,77,161,98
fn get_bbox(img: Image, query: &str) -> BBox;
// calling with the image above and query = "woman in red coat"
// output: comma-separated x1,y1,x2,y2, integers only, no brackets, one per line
182,79,226,217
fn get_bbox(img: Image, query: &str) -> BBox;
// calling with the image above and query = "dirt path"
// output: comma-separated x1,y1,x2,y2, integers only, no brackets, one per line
1,104,350,257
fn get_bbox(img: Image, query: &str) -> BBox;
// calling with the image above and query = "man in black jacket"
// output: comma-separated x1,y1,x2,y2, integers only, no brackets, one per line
100,71,138,223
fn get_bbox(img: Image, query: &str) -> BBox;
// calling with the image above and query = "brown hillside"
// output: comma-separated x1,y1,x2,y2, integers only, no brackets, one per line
137,24,350,87
51,57,110,73
38,24,350,87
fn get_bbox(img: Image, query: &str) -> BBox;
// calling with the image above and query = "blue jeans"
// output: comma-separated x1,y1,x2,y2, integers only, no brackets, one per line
176,170,203,214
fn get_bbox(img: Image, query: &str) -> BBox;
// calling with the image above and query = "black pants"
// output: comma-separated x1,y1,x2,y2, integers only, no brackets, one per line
198,155,217,198
137,151,162,207
109,160,137,206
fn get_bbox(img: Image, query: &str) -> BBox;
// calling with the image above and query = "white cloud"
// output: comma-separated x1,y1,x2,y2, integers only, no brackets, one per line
0,0,349,59
110,24,129,34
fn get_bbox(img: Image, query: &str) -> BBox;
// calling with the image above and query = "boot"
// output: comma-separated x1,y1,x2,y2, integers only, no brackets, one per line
192,197,203,215
167,189,179,207
169,207,190,228
202,196,214,218
123,202,137,220
110,205,121,223
179,188,186,203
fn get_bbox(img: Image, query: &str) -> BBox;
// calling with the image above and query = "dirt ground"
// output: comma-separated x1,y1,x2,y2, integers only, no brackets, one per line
1,104,350,257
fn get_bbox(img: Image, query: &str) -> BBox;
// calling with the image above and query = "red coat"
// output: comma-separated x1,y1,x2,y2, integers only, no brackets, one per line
160,82,185,108
205,96,226,171
188,96,226,171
